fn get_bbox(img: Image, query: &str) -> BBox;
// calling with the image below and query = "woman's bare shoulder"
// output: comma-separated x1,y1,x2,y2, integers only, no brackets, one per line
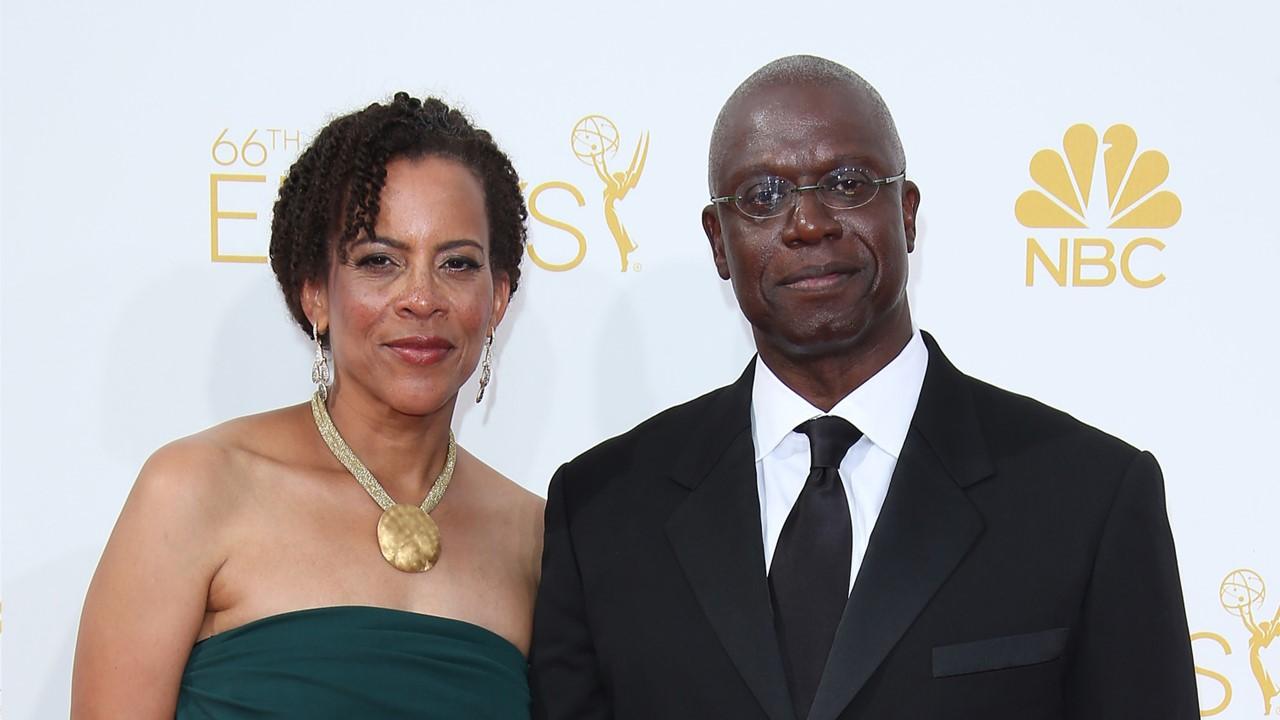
457,447,545,517
197,402,316,461
134,403,313,512
455,447,545,579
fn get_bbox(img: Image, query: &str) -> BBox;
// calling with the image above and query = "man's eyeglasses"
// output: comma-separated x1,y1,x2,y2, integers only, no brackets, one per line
710,167,906,219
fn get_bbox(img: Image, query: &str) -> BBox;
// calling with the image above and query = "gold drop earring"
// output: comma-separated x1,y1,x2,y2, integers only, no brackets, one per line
475,330,494,403
311,323,331,399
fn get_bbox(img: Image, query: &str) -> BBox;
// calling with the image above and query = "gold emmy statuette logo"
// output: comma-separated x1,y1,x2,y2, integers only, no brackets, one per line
523,115,649,273
1219,569,1280,715
1015,124,1181,288
572,115,650,271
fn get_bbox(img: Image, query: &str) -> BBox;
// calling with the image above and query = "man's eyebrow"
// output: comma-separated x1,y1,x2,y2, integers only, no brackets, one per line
723,156,883,187
829,155,878,169
724,164,774,184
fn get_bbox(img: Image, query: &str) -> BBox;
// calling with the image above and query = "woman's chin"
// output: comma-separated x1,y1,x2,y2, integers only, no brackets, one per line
330,372,463,418
379,386,459,418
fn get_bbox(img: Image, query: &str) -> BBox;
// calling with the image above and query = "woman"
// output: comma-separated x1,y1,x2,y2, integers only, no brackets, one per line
71,93,543,718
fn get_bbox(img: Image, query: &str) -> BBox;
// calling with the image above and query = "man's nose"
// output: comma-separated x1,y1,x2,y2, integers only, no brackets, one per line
781,188,842,245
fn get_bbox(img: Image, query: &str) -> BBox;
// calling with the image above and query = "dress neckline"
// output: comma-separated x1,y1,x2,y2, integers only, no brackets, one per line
194,605,525,658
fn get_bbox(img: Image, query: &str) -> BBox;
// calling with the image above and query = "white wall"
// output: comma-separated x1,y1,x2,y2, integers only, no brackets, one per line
2,1,1278,717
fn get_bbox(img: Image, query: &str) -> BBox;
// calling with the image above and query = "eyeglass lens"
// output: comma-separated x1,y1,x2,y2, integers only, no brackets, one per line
734,167,879,218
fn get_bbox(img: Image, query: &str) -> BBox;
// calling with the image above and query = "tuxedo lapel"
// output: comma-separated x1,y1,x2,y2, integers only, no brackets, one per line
665,362,797,720
808,334,993,720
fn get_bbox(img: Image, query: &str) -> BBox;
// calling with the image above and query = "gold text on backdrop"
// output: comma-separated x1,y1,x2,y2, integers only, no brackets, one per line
208,127,302,263
207,120,651,273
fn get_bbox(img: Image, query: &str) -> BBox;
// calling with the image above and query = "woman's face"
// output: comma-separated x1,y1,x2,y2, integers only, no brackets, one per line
307,154,509,417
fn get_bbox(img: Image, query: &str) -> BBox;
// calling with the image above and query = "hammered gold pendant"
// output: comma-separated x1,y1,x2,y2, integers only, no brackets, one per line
376,503,441,573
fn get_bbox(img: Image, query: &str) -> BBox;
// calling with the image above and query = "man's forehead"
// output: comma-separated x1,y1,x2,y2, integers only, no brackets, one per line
707,64,905,191
717,84,890,176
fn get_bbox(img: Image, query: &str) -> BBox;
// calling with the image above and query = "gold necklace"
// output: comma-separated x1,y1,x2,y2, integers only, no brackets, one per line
310,391,456,573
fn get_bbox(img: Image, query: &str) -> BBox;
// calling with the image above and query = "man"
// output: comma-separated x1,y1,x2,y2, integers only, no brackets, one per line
531,55,1198,719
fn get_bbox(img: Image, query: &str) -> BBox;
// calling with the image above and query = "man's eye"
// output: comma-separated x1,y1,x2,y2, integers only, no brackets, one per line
742,184,786,210
830,179,866,196
826,170,871,197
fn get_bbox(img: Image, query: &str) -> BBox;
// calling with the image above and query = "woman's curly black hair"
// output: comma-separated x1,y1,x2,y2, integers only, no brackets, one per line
269,92,527,341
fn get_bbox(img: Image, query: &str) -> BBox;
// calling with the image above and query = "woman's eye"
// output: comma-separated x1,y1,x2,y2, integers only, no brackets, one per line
443,256,483,272
356,253,395,269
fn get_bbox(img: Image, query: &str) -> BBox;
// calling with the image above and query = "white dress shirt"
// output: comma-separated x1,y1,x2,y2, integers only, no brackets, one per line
751,330,928,594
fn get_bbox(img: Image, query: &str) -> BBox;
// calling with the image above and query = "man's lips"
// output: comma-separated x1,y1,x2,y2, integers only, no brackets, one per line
778,262,862,290
384,336,454,365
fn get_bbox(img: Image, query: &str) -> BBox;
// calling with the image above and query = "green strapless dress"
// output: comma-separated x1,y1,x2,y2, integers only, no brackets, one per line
176,606,529,719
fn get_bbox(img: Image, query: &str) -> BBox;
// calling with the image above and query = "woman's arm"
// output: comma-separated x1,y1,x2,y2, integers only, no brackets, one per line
71,438,233,719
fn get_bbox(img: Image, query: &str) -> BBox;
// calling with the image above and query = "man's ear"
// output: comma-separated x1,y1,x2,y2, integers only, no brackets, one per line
702,205,732,280
302,278,328,333
901,180,921,253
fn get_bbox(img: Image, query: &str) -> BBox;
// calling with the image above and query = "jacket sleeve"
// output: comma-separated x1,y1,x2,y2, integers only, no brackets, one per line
1064,450,1199,718
530,463,613,720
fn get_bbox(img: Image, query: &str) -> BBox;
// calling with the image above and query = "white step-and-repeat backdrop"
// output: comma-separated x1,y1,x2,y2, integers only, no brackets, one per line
3,1,1278,717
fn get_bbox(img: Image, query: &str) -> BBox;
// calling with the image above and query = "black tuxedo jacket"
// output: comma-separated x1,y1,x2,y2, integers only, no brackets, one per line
531,334,1197,719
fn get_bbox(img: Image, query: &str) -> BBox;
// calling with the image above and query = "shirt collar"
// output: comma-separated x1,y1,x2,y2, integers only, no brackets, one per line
750,330,928,462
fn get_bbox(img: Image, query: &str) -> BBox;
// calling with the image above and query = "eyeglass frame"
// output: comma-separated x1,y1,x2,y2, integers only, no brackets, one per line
709,166,907,219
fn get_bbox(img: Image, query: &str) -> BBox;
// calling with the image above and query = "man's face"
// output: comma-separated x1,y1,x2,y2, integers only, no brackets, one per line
703,82,919,360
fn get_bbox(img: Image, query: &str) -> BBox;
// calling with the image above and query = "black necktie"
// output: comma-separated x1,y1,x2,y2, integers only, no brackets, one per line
769,416,862,720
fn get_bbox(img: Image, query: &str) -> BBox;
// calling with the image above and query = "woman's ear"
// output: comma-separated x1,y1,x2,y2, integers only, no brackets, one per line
302,278,328,333
490,271,512,332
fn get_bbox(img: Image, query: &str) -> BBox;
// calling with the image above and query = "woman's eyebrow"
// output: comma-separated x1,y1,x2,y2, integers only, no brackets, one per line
352,235,411,251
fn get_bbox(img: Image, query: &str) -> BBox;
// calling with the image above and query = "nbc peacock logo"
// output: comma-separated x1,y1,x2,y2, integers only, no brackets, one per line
1015,124,1181,288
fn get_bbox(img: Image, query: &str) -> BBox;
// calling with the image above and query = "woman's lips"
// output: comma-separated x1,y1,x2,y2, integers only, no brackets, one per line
384,336,454,366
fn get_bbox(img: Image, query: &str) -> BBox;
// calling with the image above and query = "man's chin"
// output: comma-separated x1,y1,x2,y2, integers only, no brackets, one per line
760,320,871,359
759,309,914,362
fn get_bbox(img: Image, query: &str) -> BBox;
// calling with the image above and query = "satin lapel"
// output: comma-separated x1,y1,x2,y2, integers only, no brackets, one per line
665,362,796,720
807,334,992,720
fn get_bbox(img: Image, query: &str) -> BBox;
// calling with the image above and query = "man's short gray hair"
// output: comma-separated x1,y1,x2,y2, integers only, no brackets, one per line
708,55,905,191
